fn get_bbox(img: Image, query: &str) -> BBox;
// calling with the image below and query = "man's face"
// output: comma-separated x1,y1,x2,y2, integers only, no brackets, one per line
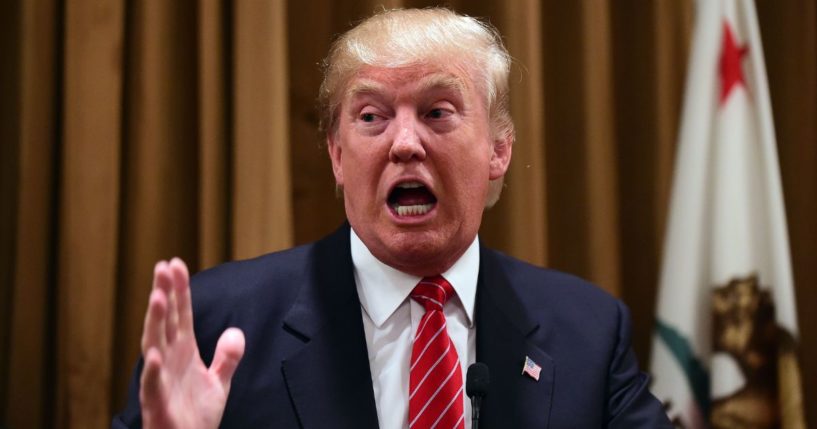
327,63,512,276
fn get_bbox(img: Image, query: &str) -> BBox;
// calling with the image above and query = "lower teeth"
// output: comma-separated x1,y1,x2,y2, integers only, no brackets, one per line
396,203,433,216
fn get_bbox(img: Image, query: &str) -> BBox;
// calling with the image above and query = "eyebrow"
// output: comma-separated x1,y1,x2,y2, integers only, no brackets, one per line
416,74,466,95
344,73,467,102
345,80,385,101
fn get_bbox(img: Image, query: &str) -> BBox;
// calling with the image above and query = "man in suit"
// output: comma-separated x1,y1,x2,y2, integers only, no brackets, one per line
114,8,672,428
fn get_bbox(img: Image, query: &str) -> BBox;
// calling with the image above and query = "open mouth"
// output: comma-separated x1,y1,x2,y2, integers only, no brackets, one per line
388,181,437,217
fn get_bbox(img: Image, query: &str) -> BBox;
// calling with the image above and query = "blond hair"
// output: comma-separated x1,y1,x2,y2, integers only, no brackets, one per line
319,8,514,206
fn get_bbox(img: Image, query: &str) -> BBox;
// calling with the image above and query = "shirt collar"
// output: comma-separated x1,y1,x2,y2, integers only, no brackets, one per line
350,227,479,329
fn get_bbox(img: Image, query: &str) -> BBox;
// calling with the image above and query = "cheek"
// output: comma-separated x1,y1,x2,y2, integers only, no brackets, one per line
441,159,492,206
342,146,384,191
447,145,493,181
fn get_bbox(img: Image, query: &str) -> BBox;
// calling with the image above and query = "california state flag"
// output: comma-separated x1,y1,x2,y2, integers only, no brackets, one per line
649,0,806,428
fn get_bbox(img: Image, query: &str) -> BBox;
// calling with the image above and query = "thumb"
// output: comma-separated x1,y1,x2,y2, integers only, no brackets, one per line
210,327,246,389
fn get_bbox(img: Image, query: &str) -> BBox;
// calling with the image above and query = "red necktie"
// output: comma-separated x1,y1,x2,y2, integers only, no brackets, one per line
409,276,465,429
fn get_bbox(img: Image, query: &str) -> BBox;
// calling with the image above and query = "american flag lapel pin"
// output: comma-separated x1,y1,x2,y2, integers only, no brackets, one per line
522,355,541,381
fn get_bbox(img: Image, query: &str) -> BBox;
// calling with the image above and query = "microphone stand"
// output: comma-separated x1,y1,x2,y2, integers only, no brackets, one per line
471,395,483,429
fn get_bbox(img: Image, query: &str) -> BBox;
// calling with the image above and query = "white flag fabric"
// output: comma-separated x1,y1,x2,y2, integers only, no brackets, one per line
650,0,805,428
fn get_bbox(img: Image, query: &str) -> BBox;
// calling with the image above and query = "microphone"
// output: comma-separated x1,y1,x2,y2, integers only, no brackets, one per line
466,363,489,429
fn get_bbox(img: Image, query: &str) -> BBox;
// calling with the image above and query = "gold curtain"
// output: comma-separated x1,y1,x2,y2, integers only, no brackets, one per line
1,0,815,428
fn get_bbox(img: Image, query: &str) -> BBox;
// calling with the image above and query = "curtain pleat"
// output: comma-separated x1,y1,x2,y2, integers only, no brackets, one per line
541,0,591,281
232,0,293,260
1,1,815,427
580,0,621,295
4,0,58,427
113,0,202,410
0,0,21,418
56,1,124,427
757,0,817,417
609,0,695,362
495,0,548,268
652,1,693,231
197,0,229,270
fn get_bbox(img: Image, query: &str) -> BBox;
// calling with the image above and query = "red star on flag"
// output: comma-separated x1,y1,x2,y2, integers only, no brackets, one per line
719,21,748,104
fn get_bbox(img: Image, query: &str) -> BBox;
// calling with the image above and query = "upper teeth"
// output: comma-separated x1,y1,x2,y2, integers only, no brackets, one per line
397,182,423,189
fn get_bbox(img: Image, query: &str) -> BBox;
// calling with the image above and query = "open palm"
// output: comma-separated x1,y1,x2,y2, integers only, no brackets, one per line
139,258,245,429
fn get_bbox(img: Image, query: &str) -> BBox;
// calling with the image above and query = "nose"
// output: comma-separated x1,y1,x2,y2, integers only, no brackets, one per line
389,114,426,163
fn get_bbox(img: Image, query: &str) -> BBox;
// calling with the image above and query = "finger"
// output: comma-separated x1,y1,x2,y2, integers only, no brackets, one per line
169,257,194,334
165,283,179,344
141,287,168,355
139,347,167,410
141,288,167,353
154,261,178,345
209,327,246,390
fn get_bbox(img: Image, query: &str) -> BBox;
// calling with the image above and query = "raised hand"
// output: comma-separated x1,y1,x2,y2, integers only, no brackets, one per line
139,258,245,429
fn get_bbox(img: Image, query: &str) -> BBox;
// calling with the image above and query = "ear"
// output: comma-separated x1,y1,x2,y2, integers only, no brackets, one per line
327,134,344,186
488,132,513,180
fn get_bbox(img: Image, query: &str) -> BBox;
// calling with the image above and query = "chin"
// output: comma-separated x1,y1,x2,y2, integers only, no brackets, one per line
385,231,443,257
378,230,462,275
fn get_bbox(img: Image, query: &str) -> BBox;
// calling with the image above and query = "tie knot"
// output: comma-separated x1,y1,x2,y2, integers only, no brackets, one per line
410,275,454,312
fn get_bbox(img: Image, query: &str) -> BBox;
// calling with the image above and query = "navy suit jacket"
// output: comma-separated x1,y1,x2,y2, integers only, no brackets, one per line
113,224,671,428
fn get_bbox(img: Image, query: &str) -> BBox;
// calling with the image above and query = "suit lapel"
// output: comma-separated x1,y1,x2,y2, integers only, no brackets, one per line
476,247,554,428
281,224,380,429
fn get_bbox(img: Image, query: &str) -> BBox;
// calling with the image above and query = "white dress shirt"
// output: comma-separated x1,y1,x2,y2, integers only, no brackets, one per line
350,228,479,429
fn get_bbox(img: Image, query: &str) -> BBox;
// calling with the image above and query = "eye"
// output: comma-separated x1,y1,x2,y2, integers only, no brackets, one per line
425,103,455,121
355,108,388,135
427,108,446,119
